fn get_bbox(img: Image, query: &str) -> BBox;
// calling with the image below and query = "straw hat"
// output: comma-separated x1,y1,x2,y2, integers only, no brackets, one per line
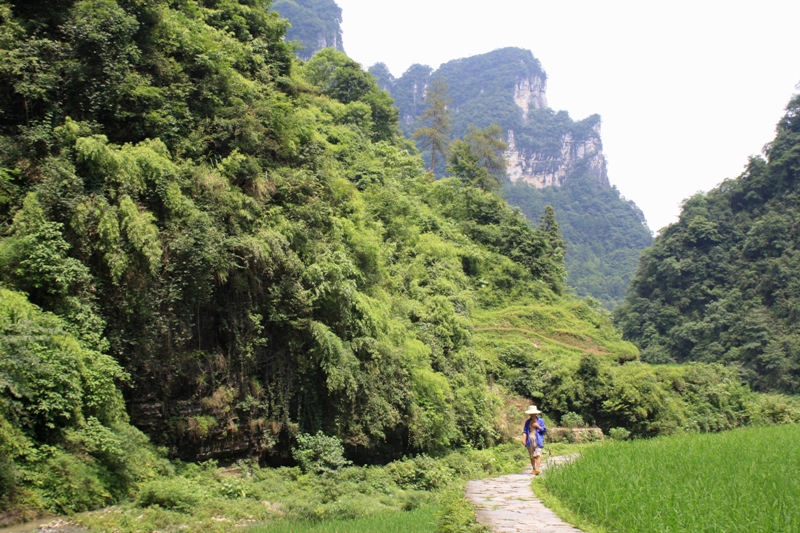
525,405,542,415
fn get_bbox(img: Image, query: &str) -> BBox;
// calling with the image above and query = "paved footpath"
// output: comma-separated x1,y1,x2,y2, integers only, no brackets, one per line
465,455,582,533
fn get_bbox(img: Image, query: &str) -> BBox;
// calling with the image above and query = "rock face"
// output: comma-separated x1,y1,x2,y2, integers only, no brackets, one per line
514,75,548,120
503,70,608,189
505,121,609,189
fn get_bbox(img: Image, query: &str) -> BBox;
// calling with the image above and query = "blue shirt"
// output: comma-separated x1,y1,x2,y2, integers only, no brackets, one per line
523,417,545,448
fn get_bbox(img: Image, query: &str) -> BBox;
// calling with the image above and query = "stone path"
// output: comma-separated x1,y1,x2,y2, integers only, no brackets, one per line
466,454,582,533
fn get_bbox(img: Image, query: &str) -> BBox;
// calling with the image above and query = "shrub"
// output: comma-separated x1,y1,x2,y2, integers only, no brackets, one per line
38,450,112,513
292,432,351,474
136,477,204,512
560,412,585,428
437,488,489,533
386,454,455,491
609,427,631,441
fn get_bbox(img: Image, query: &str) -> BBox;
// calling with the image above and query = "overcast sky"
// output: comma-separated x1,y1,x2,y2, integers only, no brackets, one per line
333,0,800,233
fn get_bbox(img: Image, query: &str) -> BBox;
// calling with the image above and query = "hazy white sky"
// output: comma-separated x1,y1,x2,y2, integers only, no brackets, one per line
334,0,800,233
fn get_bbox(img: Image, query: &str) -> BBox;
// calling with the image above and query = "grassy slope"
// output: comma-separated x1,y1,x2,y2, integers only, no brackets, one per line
473,300,637,368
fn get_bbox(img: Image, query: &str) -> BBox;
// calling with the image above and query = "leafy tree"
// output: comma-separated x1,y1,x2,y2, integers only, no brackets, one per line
412,77,452,172
447,124,507,192
506,173,652,308
447,139,491,190
303,49,398,141
464,124,507,179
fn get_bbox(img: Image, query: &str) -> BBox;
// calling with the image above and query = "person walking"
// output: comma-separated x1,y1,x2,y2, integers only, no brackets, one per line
522,405,546,475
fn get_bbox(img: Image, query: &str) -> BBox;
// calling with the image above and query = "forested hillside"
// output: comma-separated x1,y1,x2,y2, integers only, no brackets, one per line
616,95,800,393
371,48,653,308
1,0,797,521
506,176,652,307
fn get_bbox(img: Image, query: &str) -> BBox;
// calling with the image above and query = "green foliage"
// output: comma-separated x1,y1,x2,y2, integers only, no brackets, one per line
616,94,800,392
137,476,203,512
542,425,800,533
74,444,527,533
607,427,630,441
447,125,507,192
464,125,507,180
292,432,351,474
560,412,585,428
300,49,398,141
253,506,439,533
0,288,169,514
0,288,126,434
473,301,800,438
437,489,489,533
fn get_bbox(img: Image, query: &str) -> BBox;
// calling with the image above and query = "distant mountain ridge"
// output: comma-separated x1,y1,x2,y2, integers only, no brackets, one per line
272,0,344,60
371,48,651,307
370,48,609,189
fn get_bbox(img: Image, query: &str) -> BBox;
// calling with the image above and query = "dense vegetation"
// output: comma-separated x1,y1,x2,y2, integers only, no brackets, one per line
271,0,343,60
538,424,800,532
507,174,652,308
371,48,653,308
616,95,800,393
0,0,582,518
1,0,799,528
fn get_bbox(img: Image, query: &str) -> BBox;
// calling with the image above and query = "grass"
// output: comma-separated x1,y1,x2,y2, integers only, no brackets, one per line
250,506,439,533
538,424,800,533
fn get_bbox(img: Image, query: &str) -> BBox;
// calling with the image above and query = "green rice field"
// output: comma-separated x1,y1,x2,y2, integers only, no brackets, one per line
540,424,800,533
249,506,438,533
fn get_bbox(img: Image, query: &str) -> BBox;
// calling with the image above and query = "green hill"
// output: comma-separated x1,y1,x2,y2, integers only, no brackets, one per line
370,48,653,308
616,94,800,393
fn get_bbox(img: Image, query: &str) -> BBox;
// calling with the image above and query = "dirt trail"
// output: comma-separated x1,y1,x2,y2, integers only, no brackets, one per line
466,455,582,533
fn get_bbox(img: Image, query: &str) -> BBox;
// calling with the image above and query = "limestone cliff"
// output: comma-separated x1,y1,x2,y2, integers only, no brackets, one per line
272,0,344,60
505,120,609,189
513,75,548,120
502,66,608,189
